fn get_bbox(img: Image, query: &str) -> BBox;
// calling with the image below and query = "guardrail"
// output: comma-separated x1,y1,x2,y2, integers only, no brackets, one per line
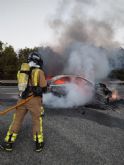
108,81,124,85
0,80,124,86
0,80,17,86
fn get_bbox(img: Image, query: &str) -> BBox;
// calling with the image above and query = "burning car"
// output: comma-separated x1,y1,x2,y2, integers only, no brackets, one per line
47,75,120,108
48,75,94,96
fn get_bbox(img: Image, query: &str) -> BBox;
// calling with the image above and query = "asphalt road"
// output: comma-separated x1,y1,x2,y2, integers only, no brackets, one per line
0,86,124,165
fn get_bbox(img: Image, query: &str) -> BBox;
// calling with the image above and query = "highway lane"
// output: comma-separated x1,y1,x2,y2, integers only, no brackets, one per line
0,86,18,95
0,86,124,165
0,86,18,101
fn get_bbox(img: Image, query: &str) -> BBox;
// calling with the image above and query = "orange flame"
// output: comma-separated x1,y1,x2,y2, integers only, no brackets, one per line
111,90,120,101
54,79,66,85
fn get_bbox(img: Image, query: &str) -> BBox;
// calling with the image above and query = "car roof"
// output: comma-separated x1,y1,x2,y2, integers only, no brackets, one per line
51,74,93,86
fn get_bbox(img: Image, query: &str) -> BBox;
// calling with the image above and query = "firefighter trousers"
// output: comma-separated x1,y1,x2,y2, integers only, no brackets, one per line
5,96,44,143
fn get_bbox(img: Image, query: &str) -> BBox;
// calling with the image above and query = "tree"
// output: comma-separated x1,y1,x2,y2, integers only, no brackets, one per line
3,46,18,79
109,69,124,80
0,42,18,79
0,41,3,52
17,47,37,69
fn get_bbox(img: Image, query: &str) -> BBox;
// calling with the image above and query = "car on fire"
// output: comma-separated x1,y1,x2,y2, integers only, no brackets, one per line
47,75,115,108
48,75,93,96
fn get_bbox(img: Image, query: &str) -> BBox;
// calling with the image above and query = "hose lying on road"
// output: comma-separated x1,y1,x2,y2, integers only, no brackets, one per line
0,95,33,116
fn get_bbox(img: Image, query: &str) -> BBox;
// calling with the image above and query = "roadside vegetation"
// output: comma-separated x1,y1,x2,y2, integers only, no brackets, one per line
0,40,124,80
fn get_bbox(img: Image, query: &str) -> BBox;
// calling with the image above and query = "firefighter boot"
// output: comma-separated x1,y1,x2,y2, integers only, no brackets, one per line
34,133,44,152
35,141,44,152
2,132,17,151
1,142,13,152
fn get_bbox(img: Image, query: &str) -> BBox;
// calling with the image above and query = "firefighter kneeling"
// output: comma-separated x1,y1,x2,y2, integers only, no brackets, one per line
1,52,47,152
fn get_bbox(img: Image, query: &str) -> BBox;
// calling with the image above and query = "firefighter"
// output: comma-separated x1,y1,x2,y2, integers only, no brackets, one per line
1,52,47,152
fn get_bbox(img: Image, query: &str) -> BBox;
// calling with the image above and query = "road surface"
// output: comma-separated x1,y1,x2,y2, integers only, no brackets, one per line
0,86,124,165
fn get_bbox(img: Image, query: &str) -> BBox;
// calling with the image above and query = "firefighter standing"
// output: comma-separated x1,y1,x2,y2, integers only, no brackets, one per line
1,52,47,152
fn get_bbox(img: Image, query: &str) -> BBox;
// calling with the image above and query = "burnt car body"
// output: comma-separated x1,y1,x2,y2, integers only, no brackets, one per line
48,75,94,96
47,75,113,108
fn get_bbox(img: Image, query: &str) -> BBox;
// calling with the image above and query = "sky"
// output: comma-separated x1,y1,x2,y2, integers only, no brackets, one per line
0,0,124,50
0,0,59,49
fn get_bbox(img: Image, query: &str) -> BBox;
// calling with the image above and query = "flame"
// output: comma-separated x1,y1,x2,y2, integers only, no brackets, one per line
54,79,67,85
111,90,120,101
54,77,90,86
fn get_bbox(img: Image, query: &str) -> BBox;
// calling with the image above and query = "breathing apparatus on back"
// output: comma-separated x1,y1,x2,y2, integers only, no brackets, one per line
17,63,30,98
17,52,44,99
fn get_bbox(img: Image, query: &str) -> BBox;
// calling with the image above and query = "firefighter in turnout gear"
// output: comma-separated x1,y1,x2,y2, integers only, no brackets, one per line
2,52,47,152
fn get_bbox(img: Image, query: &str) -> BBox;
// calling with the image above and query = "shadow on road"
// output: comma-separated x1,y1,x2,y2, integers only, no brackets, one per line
46,107,124,130
82,108,124,130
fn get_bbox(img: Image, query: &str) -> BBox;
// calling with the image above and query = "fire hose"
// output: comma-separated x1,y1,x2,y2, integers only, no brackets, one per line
0,95,33,116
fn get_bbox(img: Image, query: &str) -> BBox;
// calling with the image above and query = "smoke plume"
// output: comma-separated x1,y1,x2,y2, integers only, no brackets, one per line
43,83,93,108
42,0,124,108
49,0,124,50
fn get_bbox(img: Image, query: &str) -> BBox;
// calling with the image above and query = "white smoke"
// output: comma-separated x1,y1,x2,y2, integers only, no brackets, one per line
43,83,93,108
63,43,110,82
49,0,124,48
43,43,111,108
43,0,124,108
